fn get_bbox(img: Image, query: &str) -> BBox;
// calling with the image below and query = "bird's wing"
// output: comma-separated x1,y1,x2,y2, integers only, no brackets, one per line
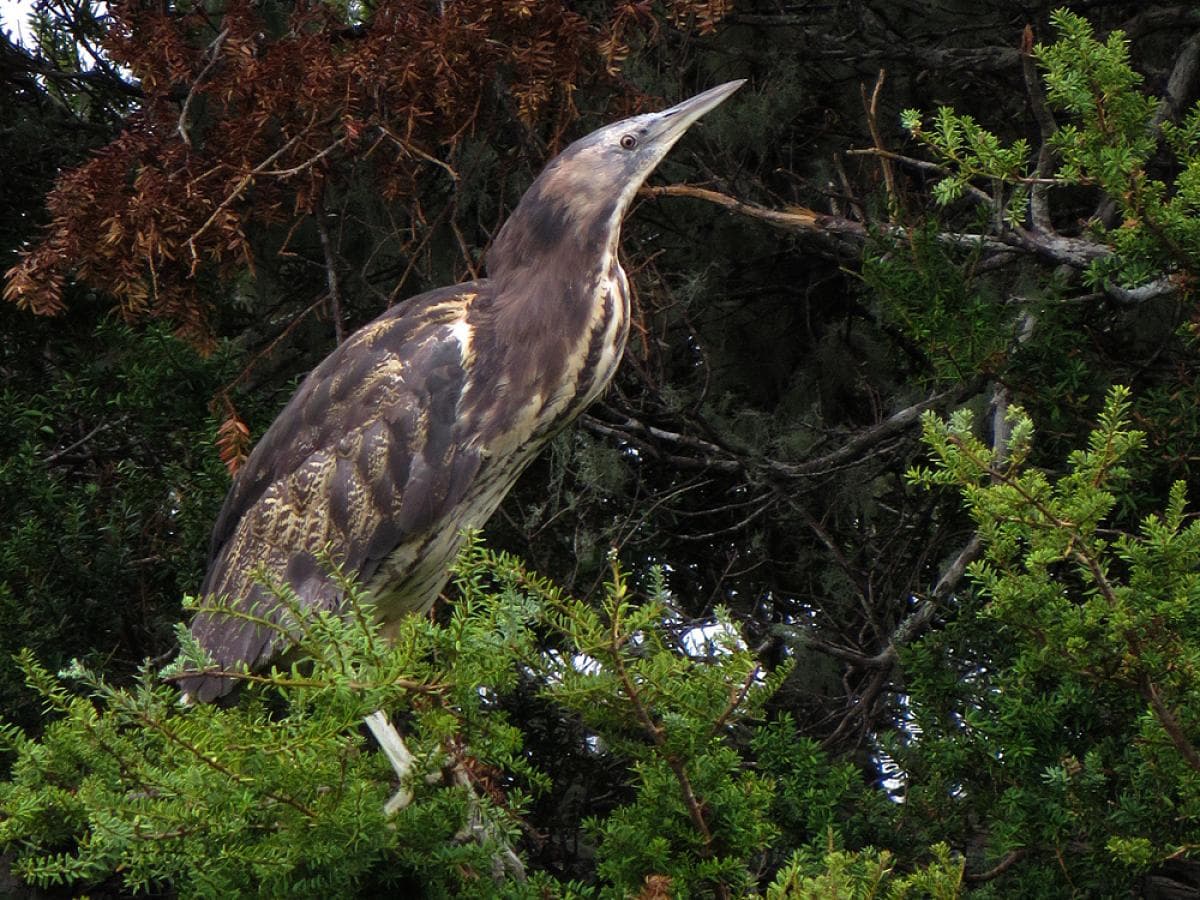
182,284,484,701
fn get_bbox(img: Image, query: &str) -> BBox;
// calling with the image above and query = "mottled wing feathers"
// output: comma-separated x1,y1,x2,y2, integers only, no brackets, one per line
181,284,484,701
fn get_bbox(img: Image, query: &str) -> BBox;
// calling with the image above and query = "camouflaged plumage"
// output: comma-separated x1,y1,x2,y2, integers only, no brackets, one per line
179,81,744,702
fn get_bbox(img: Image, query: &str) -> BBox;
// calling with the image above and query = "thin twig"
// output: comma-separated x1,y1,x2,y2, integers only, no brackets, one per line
218,293,330,396
178,27,229,148
43,415,127,463
314,191,346,345
861,69,896,218
378,125,460,182
185,133,305,269
583,383,971,483
830,152,865,221
261,135,348,177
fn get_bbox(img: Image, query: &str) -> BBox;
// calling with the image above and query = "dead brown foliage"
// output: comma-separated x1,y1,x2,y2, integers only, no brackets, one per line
4,0,729,348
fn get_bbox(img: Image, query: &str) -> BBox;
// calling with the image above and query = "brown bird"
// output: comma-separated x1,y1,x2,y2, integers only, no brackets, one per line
180,80,745,702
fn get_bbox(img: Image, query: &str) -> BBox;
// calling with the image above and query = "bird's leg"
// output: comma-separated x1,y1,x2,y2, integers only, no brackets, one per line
364,709,415,816
365,710,526,881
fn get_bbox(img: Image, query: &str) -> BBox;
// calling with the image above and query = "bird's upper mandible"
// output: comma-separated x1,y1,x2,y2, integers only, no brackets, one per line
179,80,745,702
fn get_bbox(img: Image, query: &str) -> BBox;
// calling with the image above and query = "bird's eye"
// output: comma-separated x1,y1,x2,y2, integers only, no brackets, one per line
619,133,638,150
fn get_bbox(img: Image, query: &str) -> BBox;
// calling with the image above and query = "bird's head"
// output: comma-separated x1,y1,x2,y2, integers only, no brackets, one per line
487,80,745,280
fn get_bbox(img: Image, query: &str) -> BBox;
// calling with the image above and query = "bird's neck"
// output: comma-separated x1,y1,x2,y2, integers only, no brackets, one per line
465,194,631,447
485,158,626,286
485,217,625,347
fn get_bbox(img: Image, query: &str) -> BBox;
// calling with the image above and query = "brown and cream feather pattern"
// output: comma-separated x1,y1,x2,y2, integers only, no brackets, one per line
180,80,743,702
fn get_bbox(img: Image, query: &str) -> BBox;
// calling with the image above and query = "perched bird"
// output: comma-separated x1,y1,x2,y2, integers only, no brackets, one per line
180,80,745,702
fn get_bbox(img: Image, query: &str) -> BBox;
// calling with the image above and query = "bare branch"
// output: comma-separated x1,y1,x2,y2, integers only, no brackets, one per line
861,69,896,219
845,147,994,206
1104,275,1180,304
185,133,304,268
260,136,348,177
1021,24,1057,231
178,27,229,148
965,849,1030,884
585,385,972,489
314,192,346,345
42,415,128,464
644,184,1117,270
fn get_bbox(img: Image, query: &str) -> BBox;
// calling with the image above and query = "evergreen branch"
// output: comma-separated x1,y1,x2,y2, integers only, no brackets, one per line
601,564,726,898
128,707,318,819
935,397,1200,777
1139,674,1200,774
160,667,444,694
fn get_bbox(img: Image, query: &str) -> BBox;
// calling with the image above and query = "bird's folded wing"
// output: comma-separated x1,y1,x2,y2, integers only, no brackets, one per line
181,285,483,700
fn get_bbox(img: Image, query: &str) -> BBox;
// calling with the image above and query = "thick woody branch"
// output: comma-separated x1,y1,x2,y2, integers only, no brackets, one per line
1139,674,1200,774
1152,29,1200,129
649,184,1179,304
1021,25,1057,231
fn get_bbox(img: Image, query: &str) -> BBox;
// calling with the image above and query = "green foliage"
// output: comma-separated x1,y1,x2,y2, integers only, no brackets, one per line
862,226,1008,382
1038,10,1159,189
899,106,1030,218
0,542,910,897
0,318,234,728
767,837,962,899
903,9,1200,289
904,386,1200,892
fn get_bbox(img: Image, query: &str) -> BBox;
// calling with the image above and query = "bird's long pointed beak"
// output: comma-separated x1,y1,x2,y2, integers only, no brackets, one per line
645,79,746,147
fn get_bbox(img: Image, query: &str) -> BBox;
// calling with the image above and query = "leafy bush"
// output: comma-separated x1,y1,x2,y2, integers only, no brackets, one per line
1,542,949,898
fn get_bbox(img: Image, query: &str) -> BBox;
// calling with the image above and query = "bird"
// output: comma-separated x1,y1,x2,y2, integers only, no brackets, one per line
179,80,745,703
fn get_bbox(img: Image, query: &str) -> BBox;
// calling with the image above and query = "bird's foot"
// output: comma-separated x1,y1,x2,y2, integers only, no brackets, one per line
364,709,526,882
